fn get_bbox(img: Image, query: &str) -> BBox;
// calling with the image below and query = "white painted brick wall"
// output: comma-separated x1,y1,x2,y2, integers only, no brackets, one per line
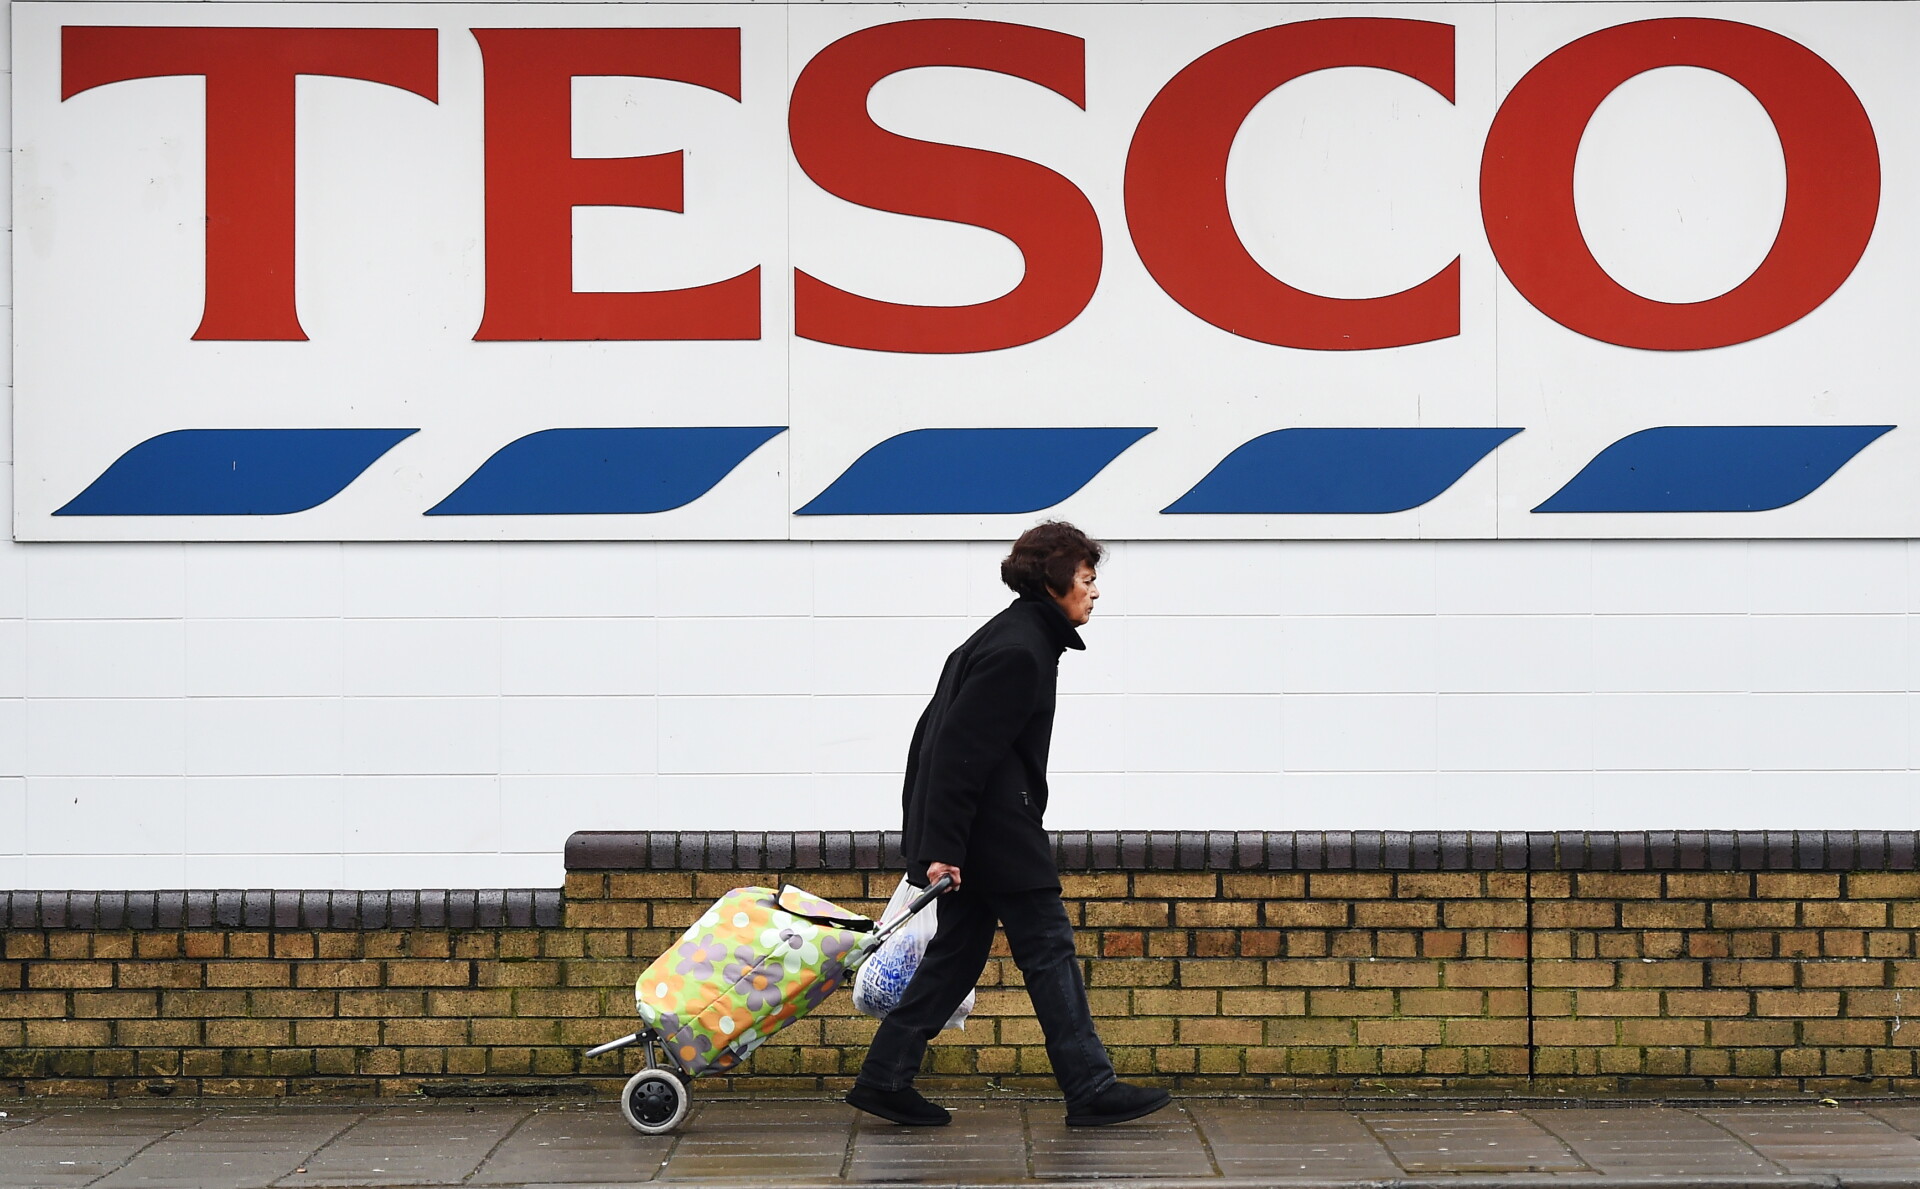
3,1,1918,891
6,533,1920,889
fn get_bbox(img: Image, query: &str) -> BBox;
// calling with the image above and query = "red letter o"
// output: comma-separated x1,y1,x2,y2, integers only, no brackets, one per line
1480,18,1879,351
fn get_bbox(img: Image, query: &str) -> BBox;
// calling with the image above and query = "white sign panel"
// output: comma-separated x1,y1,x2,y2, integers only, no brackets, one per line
12,1,1917,540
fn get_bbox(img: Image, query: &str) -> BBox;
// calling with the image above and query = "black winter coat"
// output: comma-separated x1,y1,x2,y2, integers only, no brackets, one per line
900,596,1084,892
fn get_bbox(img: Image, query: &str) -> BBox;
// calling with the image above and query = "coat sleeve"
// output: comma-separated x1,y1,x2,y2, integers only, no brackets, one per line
917,645,1041,867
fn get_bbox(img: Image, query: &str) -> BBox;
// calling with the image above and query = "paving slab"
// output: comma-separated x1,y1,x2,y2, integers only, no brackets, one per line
1026,1105,1214,1180
1868,1104,1920,1137
1186,1102,1402,1180
1524,1106,1781,1178
1361,1110,1590,1174
470,1106,673,1185
847,1102,1030,1183
0,1109,199,1188
273,1105,531,1187
1699,1105,1920,1174
9,1096,1920,1186
95,1110,363,1189
659,1102,852,1182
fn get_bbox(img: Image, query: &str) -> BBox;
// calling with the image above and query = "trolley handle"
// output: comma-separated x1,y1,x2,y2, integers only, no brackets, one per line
871,873,954,944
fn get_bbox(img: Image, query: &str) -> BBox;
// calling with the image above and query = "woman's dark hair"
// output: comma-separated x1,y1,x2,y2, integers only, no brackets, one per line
1000,521,1105,600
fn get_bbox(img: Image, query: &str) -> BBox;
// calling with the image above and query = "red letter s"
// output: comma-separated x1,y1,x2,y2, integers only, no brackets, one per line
790,20,1102,354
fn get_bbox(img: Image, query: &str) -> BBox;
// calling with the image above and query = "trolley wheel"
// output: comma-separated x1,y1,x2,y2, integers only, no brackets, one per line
620,1068,690,1135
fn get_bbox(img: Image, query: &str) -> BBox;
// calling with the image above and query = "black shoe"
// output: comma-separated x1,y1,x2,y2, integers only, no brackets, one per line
846,1084,951,1126
1065,1082,1172,1127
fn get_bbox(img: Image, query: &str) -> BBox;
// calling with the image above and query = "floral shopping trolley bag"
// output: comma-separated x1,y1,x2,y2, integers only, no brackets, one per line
635,885,881,1075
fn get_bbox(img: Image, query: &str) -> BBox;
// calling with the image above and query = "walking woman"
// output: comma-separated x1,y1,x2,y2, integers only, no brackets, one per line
847,522,1172,1128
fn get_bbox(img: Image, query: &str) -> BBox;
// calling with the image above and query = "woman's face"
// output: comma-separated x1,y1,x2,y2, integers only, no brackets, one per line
1053,562,1099,626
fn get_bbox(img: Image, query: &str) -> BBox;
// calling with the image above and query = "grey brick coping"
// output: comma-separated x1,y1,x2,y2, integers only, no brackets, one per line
8,832,1915,929
2,888,563,931
565,830,1920,874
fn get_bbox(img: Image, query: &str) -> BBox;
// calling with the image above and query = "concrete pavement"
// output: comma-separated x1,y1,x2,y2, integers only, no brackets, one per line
3,1096,1920,1187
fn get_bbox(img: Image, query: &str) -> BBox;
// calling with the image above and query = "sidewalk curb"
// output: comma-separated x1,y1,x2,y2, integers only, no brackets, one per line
601,1181,1916,1189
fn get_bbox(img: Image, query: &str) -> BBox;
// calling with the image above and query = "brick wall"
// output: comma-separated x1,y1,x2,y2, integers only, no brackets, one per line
4,831,1917,1098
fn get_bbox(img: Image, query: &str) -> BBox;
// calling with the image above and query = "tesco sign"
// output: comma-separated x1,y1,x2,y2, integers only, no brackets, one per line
13,3,1918,541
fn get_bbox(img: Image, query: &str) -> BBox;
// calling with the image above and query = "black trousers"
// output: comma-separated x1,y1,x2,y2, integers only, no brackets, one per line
856,884,1117,1108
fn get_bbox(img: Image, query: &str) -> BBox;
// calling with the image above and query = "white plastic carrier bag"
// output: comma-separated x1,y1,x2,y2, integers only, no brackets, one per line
852,875,974,1030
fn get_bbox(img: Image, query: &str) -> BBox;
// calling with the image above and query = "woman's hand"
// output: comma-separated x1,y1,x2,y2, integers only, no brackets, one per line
926,861,962,891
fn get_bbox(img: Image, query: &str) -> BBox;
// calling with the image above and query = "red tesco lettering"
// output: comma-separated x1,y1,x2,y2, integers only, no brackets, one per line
59,17,1881,353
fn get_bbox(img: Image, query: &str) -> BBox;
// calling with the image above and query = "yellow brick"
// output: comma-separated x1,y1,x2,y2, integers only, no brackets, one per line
1307,874,1393,899
1219,989,1306,1016
1665,990,1752,1016
1442,961,1525,988
605,872,692,900
1266,1018,1352,1046
1307,989,1393,1017
337,990,428,1017
1755,990,1842,1017
1131,989,1218,1015
1272,906,1353,936
204,962,290,988
115,962,203,989
1059,873,1129,898
205,1019,292,1046
1173,901,1257,928
1533,902,1617,928
1220,874,1306,899
1755,873,1842,899
296,962,380,989
1176,959,1263,987
1355,1019,1442,1046
1804,902,1889,928
1088,959,1174,987
1535,1019,1616,1046
1571,989,1662,1017
1176,1017,1262,1045
1083,901,1170,927
1353,902,1438,929
564,902,644,929
71,991,159,1019
1398,989,1485,1017
28,962,113,988
1621,902,1708,929
384,1018,471,1045
1533,961,1617,988
1573,873,1662,899
1800,960,1888,988
1711,902,1797,928
296,1019,382,1046
116,1019,200,1046
1132,874,1218,898
26,1020,112,1046
1351,961,1439,988
248,990,337,1017
1668,873,1751,899
1395,874,1483,899
1618,961,1705,988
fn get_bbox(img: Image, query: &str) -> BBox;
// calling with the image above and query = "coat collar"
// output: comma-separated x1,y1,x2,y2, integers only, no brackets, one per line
1014,595,1086,652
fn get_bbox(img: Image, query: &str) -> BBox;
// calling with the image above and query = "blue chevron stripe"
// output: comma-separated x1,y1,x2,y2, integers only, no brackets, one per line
427,427,785,516
796,428,1154,516
55,428,417,516
1534,426,1894,513
1163,427,1520,515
